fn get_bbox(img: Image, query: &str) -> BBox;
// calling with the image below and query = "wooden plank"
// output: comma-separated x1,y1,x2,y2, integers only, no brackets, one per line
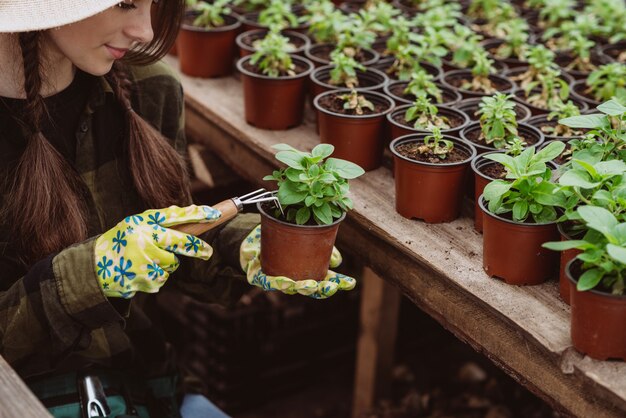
167,56,626,417
0,355,50,417
352,267,401,418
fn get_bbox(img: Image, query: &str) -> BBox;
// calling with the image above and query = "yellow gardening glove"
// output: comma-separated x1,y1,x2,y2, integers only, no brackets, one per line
95,205,221,298
240,225,356,299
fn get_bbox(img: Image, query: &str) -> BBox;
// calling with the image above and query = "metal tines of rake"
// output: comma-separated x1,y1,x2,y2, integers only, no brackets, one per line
235,188,284,216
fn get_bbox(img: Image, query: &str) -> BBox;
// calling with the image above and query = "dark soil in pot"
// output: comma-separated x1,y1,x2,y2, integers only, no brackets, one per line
236,29,310,58
504,65,575,87
305,43,379,68
471,152,506,233
482,38,529,68
456,97,532,123
567,259,626,361
391,134,477,223
387,105,470,140
314,90,394,171
570,79,602,108
309,65,388,101
600,41,626,64
479,197,560,285
338,0,367,14
527,115,586,142
237,55,314,130
440,57,509,75
372,60,443,82
177,14,242,78
258,202,345,281
460,122,545,155
512,88,589,117
441,70,516,99
384,81,462,106
555,51,613,80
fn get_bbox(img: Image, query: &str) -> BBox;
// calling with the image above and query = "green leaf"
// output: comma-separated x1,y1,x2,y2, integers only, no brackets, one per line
276,150,305,169
296,206,311,225
325,158,365,179
597,99,626,116
607,243,626,265
484,153,516,173
576,268,604,291
578,205,618,238
533,182,566,207
513,200,528,221
304,195,316,207
319,173,337,183
559,114,608,129
558,170,601,189
311,143,334,159
312,202,333,225
483,180,512,202
595,160,626,177
542,240,590,251
272,143,299,152
533,141,565,164
278,182,307,205
572,159,598,178
285,167,302,182
308,164,320,177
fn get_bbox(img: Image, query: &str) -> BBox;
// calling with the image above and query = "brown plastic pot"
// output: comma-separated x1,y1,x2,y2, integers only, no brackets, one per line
441,69,516,99
309,65,389,100
570,79,602,109
555,51,613,80
384,80,462,107
390,134,477,223
236,29,310,58
558,224,582,305
599,41,626,64
479,196,560,285
456,97,532,123
526,114,587,142
471,151,504,233
314,89,394,171
460,122,545,155
258,202,345,281
567,258,626,361
237,55,314,130
387,105,470,141
305,43,379,68
177,14,242,78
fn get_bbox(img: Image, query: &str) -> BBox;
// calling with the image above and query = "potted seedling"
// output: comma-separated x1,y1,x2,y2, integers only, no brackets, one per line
461,93,545,154
480,141,567,285
314,88,394,171
387,94,470,141
390,127,477,223
543,206,626,360
537,0,576,29
517,67,572,114
177,0,242,78
237,29,314,130
442,48,515,99
242,0,308,33
571,63,626,108
260,143,364,281
482,18,531,68
506,45,573,91
231,0,272,14
527,100,586,142
384,70,462,107
236,28,310,58
554,34,604,79
309,51,388,101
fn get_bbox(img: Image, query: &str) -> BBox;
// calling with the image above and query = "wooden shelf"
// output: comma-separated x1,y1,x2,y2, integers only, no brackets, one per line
166,55,626,417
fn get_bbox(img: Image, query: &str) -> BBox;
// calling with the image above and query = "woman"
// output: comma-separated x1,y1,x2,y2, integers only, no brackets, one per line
0,0,353,416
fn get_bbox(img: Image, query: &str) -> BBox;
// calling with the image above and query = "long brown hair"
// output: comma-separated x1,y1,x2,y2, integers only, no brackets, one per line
3,0,188,265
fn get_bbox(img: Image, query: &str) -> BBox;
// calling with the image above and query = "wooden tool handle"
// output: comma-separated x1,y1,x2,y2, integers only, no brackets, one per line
173,199,239,236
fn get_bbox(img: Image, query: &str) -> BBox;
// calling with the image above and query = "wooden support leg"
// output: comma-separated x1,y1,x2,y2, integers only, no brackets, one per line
352,267,401,418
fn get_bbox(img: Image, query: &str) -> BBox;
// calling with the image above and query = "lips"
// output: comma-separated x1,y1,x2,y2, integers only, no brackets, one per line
105,45,128,59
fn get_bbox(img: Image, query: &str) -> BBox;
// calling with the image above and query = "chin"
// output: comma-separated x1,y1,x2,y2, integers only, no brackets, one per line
79,61,115,76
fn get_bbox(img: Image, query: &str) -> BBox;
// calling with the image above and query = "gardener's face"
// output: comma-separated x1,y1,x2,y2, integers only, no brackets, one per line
45,0,154,76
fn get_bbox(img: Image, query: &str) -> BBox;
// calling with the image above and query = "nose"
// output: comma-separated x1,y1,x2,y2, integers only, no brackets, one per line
124,3,154,45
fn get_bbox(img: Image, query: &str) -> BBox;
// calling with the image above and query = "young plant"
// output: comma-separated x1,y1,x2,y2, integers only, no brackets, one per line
335,18,377,58
523,67,571,110
504,137,526,157
233,0,272,13
543,100,583,137
493,18,531,60
412,2,462,31
416,127,454,159
306,1,346,44
448,25,485,69
249,30,295,77
329,51,366,89
482,141,567,223
263,143,365,225
185,0,231,28
538,0,576,29
358,1,401,36
586,63,626,103
404,95,450,130
338,89,375,115
258,0,299,31
386,44,424,81
476,93,519,149
514,45,561,88
562,34,597,73
543,205,626,294
403,70,443,103
461,48,497,94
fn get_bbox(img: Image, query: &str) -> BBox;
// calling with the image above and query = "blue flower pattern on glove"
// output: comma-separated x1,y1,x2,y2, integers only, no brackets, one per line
97,256,113,279
147,212,166,232
112,230,127,254
114,257,136,288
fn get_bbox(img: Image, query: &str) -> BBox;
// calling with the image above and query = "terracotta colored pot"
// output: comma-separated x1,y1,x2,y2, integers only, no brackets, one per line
387,105,470,141
441,69,516,99
456,97,532,123
460,122,545,155
240,11,310,34
371,60,443,82
567,259,626,361
237,55,314,130
177,14,242,78
479,197,560,285
384,80,462,107
314,89,394,171
258,202,345,281
558,224,582,305
570,79,602,109
512,88,590,117
471,151,504,233
526,115,587,142
555,51,613,80
305,43,379,68
390,134,477,223
236,29,310,58
309,65,389,100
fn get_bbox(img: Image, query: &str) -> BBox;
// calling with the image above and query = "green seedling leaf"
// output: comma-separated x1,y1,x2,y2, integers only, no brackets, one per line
595,160,626,176
607,243,626,265
296,206,311,225
312,143,334,159
558,170,601,189
578,205,618,239
542,240,591,251
483,180,512,202
559,114,609,129
325,158,365,179
276,150,305,169
576,267,604,291
533,141,565,163
597,99,626,116
278,181,307,205
312,202,333,225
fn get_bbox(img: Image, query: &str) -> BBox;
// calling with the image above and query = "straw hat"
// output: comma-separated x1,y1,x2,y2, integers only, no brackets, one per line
0,0,122,33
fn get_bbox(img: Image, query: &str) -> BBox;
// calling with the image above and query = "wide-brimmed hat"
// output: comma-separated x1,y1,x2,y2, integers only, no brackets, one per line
0,0,121,33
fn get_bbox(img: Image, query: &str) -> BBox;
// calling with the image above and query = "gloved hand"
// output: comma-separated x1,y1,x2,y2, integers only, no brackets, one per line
240,225,356,299
95,205,221,298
